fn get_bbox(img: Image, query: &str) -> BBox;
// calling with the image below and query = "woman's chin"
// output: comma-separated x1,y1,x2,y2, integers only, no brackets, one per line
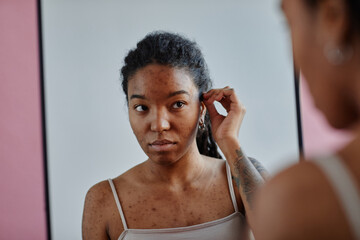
147,153,179,166
325,111,359,131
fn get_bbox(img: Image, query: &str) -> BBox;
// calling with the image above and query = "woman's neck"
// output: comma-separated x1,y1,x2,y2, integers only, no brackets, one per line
143,142,207,186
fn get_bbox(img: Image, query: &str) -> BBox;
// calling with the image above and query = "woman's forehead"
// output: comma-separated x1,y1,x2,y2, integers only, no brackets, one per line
128,64,198,95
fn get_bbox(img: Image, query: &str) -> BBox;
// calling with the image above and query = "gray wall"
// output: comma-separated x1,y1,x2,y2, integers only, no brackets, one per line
41,0,298,238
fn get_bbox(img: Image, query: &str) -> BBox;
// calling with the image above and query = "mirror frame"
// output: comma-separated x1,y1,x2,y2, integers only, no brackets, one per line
36,0,304,238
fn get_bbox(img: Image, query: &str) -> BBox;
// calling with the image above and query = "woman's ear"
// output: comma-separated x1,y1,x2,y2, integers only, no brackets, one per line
317,0,349,45
200,101,207,120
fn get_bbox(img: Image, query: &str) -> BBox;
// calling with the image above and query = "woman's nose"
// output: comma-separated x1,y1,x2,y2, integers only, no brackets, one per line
150,108,170,132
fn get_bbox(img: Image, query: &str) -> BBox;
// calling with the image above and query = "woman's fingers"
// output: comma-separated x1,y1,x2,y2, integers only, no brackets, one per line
204,87,236,101
203,99,219,118
203,90,224,117
202,86,246,143
203,87,241,113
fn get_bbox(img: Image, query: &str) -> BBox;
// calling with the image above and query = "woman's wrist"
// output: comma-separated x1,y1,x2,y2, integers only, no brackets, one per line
217,136,239,148
216,137,241,161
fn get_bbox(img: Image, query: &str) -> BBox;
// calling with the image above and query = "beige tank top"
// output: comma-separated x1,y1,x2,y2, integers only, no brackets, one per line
108,163,248,240
313,155,360,239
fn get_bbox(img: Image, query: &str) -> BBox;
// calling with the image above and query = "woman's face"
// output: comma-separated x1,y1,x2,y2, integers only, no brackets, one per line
127,64,203,165
282,0,358,128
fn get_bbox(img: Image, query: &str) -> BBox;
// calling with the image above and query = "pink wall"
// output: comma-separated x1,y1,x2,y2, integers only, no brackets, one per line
0,0,47,239
300,75,353,158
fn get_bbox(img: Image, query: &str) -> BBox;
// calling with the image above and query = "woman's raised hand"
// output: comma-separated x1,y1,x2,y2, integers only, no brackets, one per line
202,87,246,146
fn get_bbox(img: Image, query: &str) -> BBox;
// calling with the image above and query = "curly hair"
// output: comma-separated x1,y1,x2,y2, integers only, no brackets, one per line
121,31,222,159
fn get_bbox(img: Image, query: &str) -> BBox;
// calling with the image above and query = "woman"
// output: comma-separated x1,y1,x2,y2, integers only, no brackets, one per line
252,0,360,239
82,32,266,240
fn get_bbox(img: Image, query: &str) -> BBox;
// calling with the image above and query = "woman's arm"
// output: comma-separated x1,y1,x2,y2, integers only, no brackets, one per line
218,138,265,213
249,157,270,180
203,87,265,224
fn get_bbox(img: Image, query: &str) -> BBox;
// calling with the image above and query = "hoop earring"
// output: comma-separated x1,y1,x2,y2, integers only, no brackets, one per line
199,119,205,130
324,42,353,65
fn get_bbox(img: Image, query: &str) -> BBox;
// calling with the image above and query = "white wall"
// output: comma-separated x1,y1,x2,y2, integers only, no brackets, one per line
41,0,298,238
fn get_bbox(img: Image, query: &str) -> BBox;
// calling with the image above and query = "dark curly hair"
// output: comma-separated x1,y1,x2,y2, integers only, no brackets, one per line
121,31,222,159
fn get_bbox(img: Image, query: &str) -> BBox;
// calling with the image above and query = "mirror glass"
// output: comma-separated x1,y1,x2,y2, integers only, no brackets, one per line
41,0,299,238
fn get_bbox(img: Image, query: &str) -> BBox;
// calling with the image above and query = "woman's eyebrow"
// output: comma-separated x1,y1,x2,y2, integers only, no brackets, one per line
129,90,190,100
168,90,190,98
130,94,146,100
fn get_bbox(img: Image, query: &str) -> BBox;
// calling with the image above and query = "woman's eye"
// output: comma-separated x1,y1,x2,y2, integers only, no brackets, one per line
172,101,185,109
134,105,148,112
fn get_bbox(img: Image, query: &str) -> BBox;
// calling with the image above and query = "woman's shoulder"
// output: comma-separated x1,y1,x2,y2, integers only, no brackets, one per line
256,160,323,210
253,159,354,239
201,155,227,172
85,162,145,205
264,159,318,188
112,162,147,187
84,180,114,212
82,180,117,238
259,155,356,199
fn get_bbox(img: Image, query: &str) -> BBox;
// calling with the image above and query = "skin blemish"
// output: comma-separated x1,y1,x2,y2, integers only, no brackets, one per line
152,207,157,211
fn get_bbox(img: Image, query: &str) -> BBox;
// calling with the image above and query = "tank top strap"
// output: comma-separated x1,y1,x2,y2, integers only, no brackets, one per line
312,155,360,240
225,162,239,212
108,179,128,230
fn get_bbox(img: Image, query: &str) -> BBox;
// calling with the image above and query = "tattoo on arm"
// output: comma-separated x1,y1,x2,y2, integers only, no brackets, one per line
231,149,264,209
249,157,269,180
232,175,240,188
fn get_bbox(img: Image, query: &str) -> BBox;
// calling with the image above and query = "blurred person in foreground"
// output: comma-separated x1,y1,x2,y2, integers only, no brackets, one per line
250,0,360,239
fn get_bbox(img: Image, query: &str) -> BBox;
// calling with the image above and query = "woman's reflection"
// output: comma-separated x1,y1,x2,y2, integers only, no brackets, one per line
82,31,267,240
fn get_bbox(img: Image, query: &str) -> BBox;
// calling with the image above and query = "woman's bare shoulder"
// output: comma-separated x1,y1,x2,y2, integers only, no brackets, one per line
111,162,147,188
84,180,114,208
85,162,145,203
83,164,145,239
262,160,319,191
202,156,246,213
200,155,225,170
82,180,115,239
253,160,354,240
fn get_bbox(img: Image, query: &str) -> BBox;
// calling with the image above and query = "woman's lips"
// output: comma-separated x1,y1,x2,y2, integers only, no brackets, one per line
149,140,176,151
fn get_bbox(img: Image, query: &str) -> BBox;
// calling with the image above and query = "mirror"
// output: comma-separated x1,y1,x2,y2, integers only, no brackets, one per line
40,0,299,238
